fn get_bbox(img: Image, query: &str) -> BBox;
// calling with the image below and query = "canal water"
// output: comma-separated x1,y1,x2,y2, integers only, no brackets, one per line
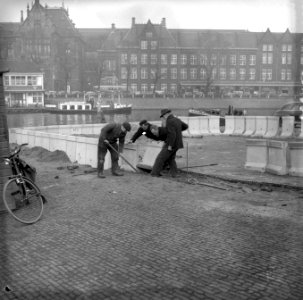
7,107,274,128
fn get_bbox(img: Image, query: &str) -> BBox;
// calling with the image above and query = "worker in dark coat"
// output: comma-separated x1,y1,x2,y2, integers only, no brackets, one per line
129,120,162,143
97,121,131,178
150,109,188,177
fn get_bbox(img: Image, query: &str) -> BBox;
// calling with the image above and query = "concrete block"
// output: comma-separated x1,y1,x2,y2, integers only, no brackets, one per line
243,116,256,136
187,117,204,137
208,116,221,135
280,116,295,138
265,140,289,175
222,116,235,135
136,142,163,170
253,116,267,137
245,139,268,172
233,116,245,135
264,116,279,138
288,141,303,177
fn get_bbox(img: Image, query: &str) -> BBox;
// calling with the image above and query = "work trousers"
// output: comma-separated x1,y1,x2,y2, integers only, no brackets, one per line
151,145,178,176
97,142,119,174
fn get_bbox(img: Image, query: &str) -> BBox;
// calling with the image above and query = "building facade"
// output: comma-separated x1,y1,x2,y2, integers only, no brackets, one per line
0,0,303,100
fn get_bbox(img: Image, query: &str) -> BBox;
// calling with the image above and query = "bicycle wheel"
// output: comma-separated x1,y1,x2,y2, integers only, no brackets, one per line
3,177,44,224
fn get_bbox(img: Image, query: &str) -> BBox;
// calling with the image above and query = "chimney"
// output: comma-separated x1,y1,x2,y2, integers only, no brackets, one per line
111,23,115,30
161,18,166,27
132,17,135,27
21,10,24,22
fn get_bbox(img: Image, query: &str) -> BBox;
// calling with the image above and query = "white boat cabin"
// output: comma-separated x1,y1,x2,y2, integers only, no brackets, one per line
59,102,92,111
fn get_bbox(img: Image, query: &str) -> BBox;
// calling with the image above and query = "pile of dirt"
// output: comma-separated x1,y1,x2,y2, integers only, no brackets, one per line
20,146,71,163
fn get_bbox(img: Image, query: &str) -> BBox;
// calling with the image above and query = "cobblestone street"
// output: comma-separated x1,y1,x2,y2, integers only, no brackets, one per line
1,136,303,299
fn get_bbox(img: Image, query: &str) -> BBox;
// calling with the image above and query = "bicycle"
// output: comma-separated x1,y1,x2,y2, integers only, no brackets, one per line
2,143,44,224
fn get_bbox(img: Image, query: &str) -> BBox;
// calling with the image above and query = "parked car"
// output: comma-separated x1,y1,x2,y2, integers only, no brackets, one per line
274,101,303,127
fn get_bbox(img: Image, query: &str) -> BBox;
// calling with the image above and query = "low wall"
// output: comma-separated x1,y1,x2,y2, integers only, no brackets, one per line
8,124,139,171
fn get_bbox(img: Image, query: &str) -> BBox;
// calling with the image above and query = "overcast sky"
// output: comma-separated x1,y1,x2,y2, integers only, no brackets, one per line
0,0,298,32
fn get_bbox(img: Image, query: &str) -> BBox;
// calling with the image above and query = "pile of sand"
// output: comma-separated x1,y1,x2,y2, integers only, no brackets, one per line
18,145,71,163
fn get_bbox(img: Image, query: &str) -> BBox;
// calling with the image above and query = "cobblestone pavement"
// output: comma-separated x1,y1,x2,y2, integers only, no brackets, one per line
1,136,303,299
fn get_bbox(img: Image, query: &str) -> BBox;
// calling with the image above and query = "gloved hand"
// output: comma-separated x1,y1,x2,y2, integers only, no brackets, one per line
104,139,109,144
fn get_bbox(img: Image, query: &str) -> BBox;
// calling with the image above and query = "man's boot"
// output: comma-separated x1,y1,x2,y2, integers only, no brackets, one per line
112,161,124,176
98,160,106,178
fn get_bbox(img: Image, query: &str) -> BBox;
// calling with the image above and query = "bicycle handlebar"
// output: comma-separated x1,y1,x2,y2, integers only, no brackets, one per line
8,143,28,159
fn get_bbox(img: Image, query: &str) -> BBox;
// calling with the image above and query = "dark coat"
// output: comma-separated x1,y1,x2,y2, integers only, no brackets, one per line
98,123,126,152
165,115,188,150
130,122,160,142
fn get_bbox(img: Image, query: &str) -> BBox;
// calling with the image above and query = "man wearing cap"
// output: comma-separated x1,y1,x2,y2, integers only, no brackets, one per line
151,109,188,177
97,121,131,178
129,120,164,143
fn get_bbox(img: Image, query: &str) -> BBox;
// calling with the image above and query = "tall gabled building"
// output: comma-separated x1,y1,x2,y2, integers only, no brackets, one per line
0,0,84,92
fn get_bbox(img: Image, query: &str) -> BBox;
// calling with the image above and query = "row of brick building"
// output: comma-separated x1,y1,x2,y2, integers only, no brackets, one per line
0,0,302,105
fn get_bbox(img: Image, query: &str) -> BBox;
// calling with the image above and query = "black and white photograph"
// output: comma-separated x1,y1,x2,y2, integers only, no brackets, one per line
0,0,303,299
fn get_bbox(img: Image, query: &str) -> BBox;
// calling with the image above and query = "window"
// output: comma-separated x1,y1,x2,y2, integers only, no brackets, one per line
141,54,148,64
281,53,291,65
190,55,197,65
4,76,9,86
200,55,207,65
239,55,246,66
70,105,75,110
282,44,292,52
219,68,226,80
262,53,273,64
210,54,217,66
160,68,167,79
130,68,137,79
11,76,26,85
281,69,286,80
146,32,153,38
27,76,37,86
230,68,236,80
141,41,148,50
161,54,167,65
150,54,157,65
151,41,158,49
287,69,291,80
171,68,177,79
249,55,256,66
180,68,187,80
190,68,197,80
230,55,236,65
262,69,272,81
180,54,187,65
130,84,137,92
220,55,226,65
239,68,246,80
200,68,206,80
211,68,217,80
141,84,148,92
121,53,127,64
77,105,83,110
171,54,177,65
130,54,137,64
33,92,43,103
141,68,148,79
150,69,156,79
249,68,256,80
301,55,303,65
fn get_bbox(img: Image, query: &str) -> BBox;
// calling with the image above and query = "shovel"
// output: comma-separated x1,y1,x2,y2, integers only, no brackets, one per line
106,142,139,173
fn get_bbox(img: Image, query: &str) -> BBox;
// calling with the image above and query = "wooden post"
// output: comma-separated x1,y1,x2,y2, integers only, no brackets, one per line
0,70,12,211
